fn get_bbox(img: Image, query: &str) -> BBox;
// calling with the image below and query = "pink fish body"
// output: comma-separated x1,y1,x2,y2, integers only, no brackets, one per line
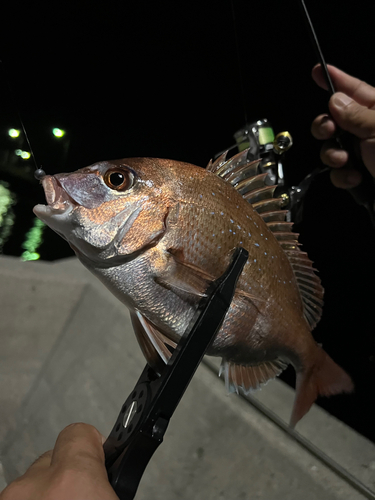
34,152,353,426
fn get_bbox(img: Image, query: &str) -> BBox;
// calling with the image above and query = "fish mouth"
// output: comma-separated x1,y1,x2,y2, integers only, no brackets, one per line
33,175,77,217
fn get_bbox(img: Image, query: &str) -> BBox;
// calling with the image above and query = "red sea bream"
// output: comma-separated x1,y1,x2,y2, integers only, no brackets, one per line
33,151,353,426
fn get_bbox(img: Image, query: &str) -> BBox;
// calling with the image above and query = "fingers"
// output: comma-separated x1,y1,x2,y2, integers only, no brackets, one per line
0,424,116,500
329,93,375,140
360,138,375,178
330,168,362,189
311,114,336,140
51,423,106,477
23,451,53,477
312,65,375,140
312,101,375,173
320,141,348,168
312,65,375,141
312,64,375,108
312,65,375,183
328,93,375,178
0,453,53,500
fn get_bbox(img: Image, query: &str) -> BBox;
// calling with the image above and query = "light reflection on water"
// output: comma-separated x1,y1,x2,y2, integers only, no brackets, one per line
0,179,45,260
21,217,45,261
0,180,17,253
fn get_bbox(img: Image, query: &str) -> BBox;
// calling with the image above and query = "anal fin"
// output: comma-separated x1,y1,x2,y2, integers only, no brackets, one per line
219,359,288,395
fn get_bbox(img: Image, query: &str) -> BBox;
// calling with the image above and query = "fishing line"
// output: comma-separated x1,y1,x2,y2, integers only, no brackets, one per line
230,0,248,125
0,59,45,179
297,0,375,228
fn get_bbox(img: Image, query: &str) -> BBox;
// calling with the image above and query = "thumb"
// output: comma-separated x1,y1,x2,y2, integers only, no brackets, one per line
329,92,375,140
51,423,107,477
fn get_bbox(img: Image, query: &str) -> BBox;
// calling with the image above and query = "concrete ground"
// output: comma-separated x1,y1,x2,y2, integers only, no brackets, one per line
0,254,375,499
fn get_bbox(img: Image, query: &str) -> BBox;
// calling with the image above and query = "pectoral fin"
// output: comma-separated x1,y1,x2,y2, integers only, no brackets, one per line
155,248,215,300
236,289,267,314
156,249,267,313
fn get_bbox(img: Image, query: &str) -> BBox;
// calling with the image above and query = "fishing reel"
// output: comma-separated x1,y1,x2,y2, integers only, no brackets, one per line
233,118,292,187
217,118,322,224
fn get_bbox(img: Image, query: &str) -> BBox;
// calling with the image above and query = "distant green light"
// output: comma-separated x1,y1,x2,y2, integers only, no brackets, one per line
52,128,65,138
21,217,45,261
15,149,31,159
8,128,20,138
0,181,17,253
21,251,41,262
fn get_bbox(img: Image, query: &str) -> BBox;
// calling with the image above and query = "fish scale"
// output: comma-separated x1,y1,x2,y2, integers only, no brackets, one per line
33,155,353,427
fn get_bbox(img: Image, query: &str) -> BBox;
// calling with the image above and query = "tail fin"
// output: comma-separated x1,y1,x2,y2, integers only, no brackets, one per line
290,348,354,428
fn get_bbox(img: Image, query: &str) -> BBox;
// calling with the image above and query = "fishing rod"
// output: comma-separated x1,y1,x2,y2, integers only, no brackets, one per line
225,1,375,227
298,0,375,227
1,5,373,498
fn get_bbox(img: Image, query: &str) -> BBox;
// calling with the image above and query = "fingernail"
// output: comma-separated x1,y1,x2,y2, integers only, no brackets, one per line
332,92,353,109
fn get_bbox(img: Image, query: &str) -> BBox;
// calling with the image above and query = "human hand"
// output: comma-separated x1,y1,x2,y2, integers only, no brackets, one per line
311,64,375,189
0,423,118,500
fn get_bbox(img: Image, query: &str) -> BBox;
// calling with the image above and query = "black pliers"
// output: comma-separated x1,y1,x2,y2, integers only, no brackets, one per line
103,247,248,500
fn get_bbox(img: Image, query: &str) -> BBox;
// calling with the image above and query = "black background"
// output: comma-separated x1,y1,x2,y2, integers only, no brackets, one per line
1,0,375,441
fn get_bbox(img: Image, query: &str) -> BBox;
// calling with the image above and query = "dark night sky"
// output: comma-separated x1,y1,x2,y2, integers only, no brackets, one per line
1,0,375,441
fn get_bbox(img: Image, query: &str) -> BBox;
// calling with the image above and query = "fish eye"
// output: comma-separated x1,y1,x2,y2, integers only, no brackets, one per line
104,168,134,191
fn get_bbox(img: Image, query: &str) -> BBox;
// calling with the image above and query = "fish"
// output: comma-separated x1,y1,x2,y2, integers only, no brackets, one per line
33,150,353,427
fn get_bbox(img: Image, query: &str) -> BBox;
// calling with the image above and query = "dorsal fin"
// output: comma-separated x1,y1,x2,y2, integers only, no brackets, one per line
260,210,289,223
206,148,324,330
225,163,261,186
206,150,228,173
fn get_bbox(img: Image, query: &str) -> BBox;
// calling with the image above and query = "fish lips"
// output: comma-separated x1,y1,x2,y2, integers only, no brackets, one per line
33,175,76,227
